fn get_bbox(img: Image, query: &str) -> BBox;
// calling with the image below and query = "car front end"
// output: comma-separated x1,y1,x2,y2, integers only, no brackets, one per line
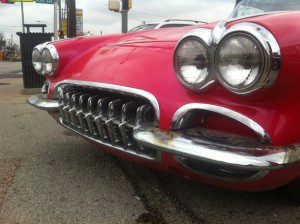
28,8,300,198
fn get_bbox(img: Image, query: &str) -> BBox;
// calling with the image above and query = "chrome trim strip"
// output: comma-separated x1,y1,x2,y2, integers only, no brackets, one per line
134,127,300,171
28,94,60,112
53,80,160,126
171,103,271,143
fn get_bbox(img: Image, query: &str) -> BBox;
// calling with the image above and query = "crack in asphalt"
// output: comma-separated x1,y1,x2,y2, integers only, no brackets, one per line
111,156,204,224
153,171,206,224
111,156,165,224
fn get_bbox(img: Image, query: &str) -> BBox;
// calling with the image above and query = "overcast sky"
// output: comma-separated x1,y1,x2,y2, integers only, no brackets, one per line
0,0,235,43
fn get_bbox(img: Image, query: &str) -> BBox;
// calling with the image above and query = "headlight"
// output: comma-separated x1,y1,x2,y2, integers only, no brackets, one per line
41,44,59,76
32,48,43,74
32,43,59,76
215,33,264,93
174,37,211,90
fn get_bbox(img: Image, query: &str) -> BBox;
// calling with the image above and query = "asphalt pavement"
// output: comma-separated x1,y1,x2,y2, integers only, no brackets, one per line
0,76,299,224
0,62,22,74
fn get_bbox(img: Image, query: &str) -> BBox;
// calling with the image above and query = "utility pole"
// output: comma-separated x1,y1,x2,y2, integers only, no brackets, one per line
108,0,131,34
121,0,131,33
121,10,128,34
10,34,13,61
54,0,58,40
58,0,62,31
67,0,77,38
58,0,63,39
21,0,25,33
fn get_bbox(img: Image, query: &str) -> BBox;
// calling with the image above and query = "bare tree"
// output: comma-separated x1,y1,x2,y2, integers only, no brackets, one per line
0,32,6,50
5,41,19,52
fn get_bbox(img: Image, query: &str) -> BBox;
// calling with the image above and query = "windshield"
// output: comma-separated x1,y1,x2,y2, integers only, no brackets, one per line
230,0,300,19
128,24,158,33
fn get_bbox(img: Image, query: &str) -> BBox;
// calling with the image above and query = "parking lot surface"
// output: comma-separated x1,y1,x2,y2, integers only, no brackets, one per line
0,62,22,74
0,76,299,224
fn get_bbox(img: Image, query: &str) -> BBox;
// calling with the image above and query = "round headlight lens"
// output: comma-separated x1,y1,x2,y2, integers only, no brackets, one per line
32,48,42,74
215,34,264,93
174,37,210,90
42,48,58,75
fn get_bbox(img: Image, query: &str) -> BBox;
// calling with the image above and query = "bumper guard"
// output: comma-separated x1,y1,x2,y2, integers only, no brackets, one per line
28,94,59,112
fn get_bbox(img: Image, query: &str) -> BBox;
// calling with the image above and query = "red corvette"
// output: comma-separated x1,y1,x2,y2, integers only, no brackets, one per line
28,0,300,200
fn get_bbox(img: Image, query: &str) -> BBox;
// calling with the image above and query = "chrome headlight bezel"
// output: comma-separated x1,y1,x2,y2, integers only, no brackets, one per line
214,32,266,94
212,22,281,95
32,47,43,75
32,42,59,76
42,44,59,76
173,28,215,91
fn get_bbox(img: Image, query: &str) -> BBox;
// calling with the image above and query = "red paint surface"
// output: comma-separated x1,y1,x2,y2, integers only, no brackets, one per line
47,12,300,191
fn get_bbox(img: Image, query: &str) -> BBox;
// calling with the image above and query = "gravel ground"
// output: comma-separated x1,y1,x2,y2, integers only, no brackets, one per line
0,77,299,224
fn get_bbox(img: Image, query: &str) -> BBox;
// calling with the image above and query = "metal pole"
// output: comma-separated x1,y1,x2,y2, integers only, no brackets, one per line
54,0,58,40
67,0,77,38
121,10,128,34
58,0,62,31
21,0,25,33
10,34,13,61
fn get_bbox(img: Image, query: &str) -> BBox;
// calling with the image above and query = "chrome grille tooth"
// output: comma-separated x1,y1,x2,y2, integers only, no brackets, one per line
119,102,136,148
105,119,115,144
134,104,153,153
77,111,87,133
63,91,75,124
94,116,108,141
94,97,111,140
85,114,95,136
97,97,111,115
69,93,82,128
77,94,90,132
71,93,82,107
135,104,152,127
58,91,66,123
105,99,123,144
108,99,123,119
78,94,90,111
87,96,99,113
121,102,136,123
84,96,99,136
69,108,77,128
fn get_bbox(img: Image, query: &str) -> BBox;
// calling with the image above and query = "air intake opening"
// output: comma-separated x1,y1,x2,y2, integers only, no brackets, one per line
172,106,269,181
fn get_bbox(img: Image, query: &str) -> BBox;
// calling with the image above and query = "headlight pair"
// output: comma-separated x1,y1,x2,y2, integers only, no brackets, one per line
32,43,59,76
174,22,281,94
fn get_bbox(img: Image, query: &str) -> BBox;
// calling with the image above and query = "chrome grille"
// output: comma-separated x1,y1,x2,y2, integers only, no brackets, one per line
57,86,160,161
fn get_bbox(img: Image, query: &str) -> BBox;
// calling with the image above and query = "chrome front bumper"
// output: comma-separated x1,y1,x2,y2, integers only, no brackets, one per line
28,94,60,112
28,93,300,172
134,128,300,171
